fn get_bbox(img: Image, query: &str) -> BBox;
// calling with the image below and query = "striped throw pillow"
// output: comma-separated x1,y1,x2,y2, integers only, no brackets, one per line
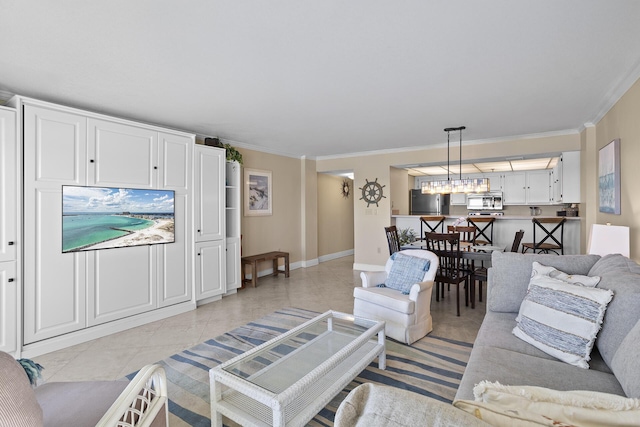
384,252,431,295
513,273,614,369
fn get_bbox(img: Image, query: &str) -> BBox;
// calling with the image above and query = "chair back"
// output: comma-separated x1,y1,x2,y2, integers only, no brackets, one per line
446,225,476,245
420,215,445,237
384,225,402,255
384,249,439,282
467,217,495,245
509,229,525,252
528,218,566,254
425,232,465,281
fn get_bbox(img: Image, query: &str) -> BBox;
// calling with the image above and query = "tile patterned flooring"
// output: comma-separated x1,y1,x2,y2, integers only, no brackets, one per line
33,255,486,383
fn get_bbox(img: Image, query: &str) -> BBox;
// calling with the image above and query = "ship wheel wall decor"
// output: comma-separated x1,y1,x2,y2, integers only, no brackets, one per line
359,178,386,207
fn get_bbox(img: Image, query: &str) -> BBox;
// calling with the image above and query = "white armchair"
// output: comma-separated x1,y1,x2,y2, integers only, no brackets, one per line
354,249,439,345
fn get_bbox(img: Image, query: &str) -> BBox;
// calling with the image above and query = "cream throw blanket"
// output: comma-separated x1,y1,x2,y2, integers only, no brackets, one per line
453,381,640,427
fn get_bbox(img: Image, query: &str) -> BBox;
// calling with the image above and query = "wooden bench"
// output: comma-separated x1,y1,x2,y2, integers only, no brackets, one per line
241,251,290,288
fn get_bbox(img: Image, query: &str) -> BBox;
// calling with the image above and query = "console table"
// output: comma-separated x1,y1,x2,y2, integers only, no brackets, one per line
241,251,290,288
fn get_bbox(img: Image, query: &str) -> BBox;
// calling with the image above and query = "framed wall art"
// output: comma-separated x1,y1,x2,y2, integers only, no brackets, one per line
244,168,272,216
598,138,621,215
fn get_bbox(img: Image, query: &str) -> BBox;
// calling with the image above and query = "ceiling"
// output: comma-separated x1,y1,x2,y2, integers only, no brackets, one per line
2,1,640,159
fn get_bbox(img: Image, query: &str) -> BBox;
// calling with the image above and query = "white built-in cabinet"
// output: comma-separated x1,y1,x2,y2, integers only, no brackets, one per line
194,145,226,301
19,99,194,346
502,170,552,205
225,161,241,292
0,107,17,354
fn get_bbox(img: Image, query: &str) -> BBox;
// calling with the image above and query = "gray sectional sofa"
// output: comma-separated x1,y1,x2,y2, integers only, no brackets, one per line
335,252,640,426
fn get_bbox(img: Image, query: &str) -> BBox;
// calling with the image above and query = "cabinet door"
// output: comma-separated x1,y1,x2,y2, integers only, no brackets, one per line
484,173,503,193
0,109,16,262
23,105,87,344
88,118,157,188
552,162,562,203
225,237,241,292
502,172,526,205
158,192,191,307
450,193,466,205
527,170,552,204
159,132,191,192
0,262,17,354
194,146,225,242
87,246,156,326
195,240,225,300
561,151,581,203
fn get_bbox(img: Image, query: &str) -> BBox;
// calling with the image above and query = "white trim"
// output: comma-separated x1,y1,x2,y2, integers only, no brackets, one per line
588,56,640,126
353,263,385,272
219,136,301,159
318,249,354,263
301,258,319,268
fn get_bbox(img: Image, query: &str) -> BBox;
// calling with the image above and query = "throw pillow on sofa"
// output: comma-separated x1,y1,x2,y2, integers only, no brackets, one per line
532,261,600,287
382,252,430,295
453,380,640,427
513,272,613,369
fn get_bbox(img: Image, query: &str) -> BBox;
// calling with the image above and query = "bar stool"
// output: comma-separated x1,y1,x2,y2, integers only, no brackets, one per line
419,216,446,241
521,218,566,255
467,217,495,246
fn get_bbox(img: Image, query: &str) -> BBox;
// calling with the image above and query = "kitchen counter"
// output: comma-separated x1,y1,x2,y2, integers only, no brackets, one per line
392,215,581,254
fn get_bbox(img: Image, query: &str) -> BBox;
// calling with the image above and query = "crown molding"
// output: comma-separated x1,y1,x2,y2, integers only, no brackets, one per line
588,56,640,126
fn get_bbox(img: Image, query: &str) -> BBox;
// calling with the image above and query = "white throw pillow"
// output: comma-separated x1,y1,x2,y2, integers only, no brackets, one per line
513,273,613,369
532,261,600,287
453,381,640,427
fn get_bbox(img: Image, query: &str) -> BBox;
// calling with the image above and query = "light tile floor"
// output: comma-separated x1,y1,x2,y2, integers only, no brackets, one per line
33,255,486,382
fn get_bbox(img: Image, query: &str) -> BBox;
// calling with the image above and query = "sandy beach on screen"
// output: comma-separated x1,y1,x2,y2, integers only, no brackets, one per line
87,218,175,250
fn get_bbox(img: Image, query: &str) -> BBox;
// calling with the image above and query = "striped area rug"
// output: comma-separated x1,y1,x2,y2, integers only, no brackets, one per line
131,307,473,426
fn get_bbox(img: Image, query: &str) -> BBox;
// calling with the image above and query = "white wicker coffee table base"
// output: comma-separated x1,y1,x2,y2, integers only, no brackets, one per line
209,311,385,427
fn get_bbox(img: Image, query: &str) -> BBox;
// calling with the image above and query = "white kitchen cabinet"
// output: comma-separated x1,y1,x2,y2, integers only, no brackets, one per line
195,240,225,300
526,170,552,204
484,173,503,193
502,171,552,205
194,146,225,242
0,262,17,354
561,151,581,203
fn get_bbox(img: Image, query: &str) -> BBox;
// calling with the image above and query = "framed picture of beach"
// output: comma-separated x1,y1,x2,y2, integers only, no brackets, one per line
244,168,272,216
62,185,175,253
598,139,621,215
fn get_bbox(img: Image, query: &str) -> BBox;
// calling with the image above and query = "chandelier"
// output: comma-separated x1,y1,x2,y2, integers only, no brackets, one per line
421,126,490,194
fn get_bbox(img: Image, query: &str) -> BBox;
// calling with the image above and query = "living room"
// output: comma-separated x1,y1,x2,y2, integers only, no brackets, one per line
2,2,640,426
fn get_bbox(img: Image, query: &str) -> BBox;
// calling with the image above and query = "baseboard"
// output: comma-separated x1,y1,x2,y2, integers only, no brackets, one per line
353,263,385,272
318,249,354,263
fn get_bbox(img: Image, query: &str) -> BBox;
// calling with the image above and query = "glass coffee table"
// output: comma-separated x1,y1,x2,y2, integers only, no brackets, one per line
209,310,386,427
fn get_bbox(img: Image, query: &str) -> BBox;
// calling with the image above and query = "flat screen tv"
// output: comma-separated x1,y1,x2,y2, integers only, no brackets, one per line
62,185,175,253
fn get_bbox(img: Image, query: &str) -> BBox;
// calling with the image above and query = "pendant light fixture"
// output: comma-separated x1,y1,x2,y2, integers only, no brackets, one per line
421,126,490,194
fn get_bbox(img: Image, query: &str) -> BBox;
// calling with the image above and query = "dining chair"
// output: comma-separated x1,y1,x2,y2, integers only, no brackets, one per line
425,232,471,316
446,225,476,246
467,217,495,246
471,229,525,303
384,225,402,255
521,218,566,254
419,216,446,241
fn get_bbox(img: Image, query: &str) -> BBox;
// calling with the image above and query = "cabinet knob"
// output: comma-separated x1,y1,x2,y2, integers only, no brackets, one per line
197,229,201,233
154,166,158,170
197,253,201,256
8,241,14,245
8,278,14,282
90,159,95,163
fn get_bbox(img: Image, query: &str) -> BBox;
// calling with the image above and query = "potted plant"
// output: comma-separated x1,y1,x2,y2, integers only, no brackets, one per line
398,227,418,246
224,143,243,165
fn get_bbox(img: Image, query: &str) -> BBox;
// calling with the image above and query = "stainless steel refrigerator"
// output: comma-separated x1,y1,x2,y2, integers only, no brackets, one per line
410,190,450,215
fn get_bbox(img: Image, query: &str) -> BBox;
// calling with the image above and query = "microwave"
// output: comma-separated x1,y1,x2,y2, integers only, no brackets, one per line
466,192,503,210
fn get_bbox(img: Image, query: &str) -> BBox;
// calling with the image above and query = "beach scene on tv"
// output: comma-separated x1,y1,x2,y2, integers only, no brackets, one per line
62,186,175,253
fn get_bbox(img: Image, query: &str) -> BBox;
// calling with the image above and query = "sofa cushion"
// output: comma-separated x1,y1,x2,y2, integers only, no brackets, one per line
611,318,640,398
384,252,430,294
455,346,624,402
0,352,43,427
512,272,613,369
353,286,414,314
488,252,600,313
588,254,640,368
